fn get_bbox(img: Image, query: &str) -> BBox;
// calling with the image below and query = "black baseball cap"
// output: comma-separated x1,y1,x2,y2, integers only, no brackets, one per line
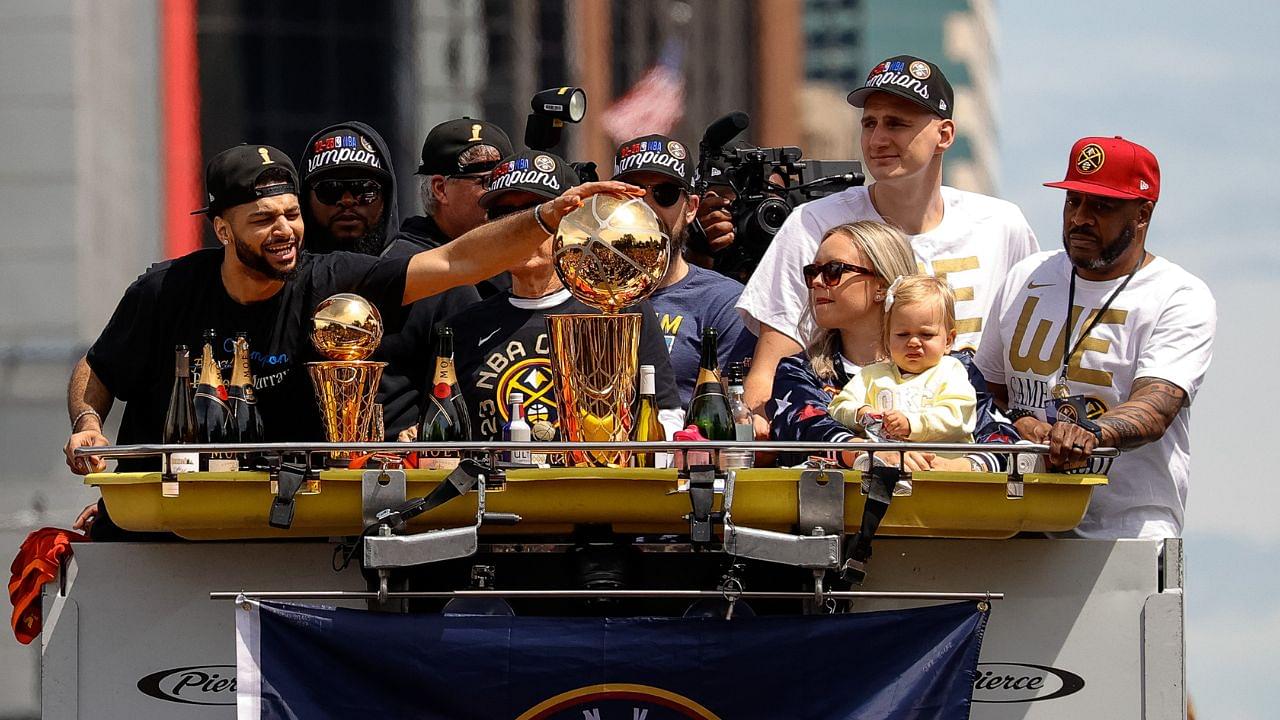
301,128,390,182
479,150,578,208
846,55,954,120
613,134,693,190
416,117,513,176
191,144,298,217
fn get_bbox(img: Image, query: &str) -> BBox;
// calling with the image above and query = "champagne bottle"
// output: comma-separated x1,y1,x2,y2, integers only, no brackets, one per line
163,345,199,494
723,361,755,469
632,364,668,468
418,327,471,469
686,327,734,442
502,392,532,464
195,329,236,471
227,333,265,467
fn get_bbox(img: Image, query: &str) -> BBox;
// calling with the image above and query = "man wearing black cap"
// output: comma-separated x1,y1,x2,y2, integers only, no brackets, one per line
421,150,683,443
612,134,756,407
737,54,1040,428
63,143,635,488
373,117,513,439
385,117,515,298
298,121,398,255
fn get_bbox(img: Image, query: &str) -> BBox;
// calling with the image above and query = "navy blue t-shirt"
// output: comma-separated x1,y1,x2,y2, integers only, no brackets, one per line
647,264,757,405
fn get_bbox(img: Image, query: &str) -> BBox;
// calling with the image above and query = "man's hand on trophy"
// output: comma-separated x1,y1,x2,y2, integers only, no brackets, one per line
539,181,644,229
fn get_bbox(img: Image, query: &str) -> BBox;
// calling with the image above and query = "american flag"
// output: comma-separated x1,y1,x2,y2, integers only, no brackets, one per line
602,42,685,142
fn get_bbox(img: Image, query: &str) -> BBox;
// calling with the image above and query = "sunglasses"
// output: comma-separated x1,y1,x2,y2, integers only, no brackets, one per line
313,179,382,206
447,172,491,186
636,182,686,208
487,202,539,221
802,260,876,287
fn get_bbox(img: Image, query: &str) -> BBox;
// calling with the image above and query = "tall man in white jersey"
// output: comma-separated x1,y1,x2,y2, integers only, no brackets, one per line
975,136,1216,539
737,55,1039,421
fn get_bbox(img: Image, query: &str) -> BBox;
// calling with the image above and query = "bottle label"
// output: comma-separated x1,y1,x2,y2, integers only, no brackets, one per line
208,456,240,472
420,452,460,470
433,357,456,385
170,452,198,474
694,367,720,387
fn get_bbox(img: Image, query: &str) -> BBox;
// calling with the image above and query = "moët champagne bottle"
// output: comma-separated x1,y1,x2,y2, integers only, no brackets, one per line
195,329,236,471
227,333,265,467
417,327,471,469
686,327,734,441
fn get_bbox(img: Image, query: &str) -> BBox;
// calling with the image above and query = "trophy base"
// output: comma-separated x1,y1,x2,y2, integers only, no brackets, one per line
307,360,387,461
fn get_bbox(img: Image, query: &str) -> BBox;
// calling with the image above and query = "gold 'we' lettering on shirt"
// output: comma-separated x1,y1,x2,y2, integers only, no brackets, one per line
922,256,981,335
1008,296,1129,388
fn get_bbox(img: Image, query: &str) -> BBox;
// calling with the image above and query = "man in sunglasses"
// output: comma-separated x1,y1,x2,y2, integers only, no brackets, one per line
736,54,1039,430
612,134,756,406
298,122,397,255
376,118,513,438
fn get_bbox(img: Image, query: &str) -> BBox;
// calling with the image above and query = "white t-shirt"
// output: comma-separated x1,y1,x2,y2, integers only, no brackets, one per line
736,185,1040,350
974,251,1216,539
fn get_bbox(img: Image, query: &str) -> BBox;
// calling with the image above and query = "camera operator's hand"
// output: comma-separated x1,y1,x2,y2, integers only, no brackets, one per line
539,181,644,229
697,189,737,253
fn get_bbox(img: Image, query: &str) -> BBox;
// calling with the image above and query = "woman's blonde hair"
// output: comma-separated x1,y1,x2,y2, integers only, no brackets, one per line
801,221,916,380
882,274,957,349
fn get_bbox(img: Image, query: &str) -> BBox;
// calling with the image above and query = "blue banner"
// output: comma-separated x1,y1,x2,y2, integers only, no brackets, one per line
237,600,987,719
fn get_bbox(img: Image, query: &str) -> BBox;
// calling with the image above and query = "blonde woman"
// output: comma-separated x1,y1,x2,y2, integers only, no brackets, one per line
767,221,1016,470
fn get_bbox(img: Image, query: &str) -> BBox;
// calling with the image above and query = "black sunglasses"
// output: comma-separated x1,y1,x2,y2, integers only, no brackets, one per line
487,202,540,221
313,179,382,206
802,260,876,287
636,182,686,208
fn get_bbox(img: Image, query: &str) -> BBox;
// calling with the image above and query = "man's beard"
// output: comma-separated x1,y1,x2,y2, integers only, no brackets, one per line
1064,224,1134,272
233,235,299,281
663,215,689,260
311,217,387,256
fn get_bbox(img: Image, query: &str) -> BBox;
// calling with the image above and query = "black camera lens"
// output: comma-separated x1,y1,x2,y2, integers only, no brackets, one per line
754,198,791,236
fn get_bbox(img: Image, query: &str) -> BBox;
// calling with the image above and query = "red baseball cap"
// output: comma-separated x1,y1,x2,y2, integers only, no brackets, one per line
1044,136,1160,202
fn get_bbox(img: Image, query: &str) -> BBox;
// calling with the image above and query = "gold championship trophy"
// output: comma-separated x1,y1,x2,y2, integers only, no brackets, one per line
307,293,386,465
549,194,669,466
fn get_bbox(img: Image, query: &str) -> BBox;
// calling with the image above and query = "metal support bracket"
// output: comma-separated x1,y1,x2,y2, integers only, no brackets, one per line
361,469,407,528
723,525,841,569
798,469,845,535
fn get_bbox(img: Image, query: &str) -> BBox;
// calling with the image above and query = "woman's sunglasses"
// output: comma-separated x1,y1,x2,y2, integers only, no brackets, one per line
636,182,686,208
313,179,382,206
801,260,876,288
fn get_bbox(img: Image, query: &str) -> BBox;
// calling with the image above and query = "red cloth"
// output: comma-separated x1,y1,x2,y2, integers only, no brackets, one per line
9,527,87,644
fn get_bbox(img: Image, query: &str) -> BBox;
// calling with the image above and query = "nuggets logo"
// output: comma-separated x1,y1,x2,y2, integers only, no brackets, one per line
667,141,687,160
359,135,374,153
1076,143,1105,175
517,684,721,720
534,154,556,173
909,60,932,79
496,358,557,425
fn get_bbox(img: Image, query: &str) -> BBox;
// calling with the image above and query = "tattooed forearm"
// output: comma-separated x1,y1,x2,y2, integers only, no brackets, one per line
1096,377,1186,450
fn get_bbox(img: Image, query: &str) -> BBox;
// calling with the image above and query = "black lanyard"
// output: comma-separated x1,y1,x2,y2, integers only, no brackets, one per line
1060,253,1145,384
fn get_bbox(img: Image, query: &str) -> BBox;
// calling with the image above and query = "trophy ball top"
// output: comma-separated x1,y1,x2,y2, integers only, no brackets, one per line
310,293,384,361
552,193,670,313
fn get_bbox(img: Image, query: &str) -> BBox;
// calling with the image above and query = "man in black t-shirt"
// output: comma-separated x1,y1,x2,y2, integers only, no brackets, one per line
403,150,682,442
64,143,640,486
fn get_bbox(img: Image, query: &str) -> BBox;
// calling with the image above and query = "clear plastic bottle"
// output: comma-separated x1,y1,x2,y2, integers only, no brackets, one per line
722,361,754,469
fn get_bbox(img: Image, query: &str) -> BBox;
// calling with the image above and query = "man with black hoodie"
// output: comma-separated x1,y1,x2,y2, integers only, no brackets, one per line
298,121,398,256
377,118,513,437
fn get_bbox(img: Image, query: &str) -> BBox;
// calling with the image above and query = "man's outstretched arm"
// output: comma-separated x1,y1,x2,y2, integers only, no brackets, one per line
403,181,642,305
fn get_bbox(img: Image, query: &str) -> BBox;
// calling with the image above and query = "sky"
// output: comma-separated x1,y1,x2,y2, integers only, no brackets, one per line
997,1,1279,717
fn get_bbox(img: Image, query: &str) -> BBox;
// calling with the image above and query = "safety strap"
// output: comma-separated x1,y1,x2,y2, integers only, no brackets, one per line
840,464,901,585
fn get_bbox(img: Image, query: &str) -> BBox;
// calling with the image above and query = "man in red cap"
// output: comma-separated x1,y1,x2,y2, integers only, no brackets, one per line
975,136,1217,539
